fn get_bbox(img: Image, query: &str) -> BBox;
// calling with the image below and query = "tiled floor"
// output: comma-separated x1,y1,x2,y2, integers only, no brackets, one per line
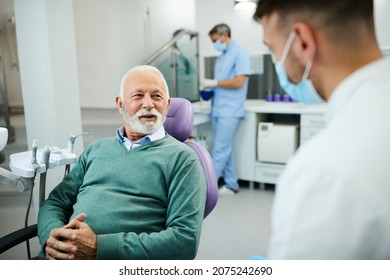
0,110,274,260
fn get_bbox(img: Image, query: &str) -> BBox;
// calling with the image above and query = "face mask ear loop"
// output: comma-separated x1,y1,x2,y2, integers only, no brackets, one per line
302,50,316,81
280,32,296,65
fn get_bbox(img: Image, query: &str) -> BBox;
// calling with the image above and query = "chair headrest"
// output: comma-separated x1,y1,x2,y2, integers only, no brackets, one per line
164,98,194,142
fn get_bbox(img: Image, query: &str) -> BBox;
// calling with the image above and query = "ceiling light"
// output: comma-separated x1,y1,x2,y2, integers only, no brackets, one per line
234,0,257,10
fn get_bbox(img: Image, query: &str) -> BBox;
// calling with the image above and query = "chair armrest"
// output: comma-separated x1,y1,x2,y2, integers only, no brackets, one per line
0,224,37,254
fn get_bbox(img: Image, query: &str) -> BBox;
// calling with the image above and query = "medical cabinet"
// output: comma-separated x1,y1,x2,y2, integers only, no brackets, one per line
257,122,299,164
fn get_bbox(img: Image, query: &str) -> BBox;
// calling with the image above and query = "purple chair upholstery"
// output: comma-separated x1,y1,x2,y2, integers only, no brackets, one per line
164,97,218,218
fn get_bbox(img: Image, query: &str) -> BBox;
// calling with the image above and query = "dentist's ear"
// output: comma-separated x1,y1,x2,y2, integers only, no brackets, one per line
291,22,317,67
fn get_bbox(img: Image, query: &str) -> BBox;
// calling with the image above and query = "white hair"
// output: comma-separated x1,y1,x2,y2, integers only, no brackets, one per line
118,65,170,99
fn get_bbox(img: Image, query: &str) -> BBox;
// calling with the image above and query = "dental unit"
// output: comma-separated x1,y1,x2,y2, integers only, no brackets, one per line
0,128,90,258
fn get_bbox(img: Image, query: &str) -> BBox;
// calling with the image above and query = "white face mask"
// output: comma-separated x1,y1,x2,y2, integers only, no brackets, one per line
122,105,165,135
274,32,324,104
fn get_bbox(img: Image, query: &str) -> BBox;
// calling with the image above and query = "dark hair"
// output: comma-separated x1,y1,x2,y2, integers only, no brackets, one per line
254,0,373,25
253,0,375,43
208,23,231,38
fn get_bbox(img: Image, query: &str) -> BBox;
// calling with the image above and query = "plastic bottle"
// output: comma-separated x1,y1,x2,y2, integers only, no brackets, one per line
265,90,273,102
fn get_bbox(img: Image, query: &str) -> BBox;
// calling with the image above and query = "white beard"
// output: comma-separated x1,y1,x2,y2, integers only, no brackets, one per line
122,105,166,135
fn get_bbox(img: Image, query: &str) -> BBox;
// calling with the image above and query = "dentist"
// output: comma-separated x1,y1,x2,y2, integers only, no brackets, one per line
254,0,390,259
201,23,251,194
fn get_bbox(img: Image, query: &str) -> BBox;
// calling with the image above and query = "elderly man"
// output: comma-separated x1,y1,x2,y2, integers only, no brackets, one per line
37,65,207,260
254,0,390,259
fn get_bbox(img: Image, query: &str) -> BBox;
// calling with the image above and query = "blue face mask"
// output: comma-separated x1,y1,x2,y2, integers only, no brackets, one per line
214,40,227,52
274,32,324,105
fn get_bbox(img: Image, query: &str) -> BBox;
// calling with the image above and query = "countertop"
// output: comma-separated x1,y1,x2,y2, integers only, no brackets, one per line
192,99,327,115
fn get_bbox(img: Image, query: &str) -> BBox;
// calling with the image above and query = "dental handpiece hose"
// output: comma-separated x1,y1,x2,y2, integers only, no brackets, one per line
25,139,39,259
39,145,51,208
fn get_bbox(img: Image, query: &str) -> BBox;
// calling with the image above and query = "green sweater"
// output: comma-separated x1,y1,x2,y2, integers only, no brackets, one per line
38,135,207,259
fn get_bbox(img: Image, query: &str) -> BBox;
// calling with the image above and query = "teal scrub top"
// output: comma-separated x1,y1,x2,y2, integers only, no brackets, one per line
212,41,251,118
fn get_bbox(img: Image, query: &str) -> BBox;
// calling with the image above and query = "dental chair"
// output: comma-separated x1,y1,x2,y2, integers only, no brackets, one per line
0,97,218,258
164,97,218,218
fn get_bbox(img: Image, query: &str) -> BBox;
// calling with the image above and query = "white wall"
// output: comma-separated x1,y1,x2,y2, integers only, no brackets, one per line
148,0,196,54
374,0,390,47
73,0,196,109
73,0,130,109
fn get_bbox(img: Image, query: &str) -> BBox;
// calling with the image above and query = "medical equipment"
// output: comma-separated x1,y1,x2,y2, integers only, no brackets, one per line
0,130,82,258
64,132,92,175
30,139,38,167
257,122,299,164
9,142,77,178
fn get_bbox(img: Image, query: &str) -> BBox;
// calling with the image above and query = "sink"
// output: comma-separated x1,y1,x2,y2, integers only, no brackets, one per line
0,127,8,152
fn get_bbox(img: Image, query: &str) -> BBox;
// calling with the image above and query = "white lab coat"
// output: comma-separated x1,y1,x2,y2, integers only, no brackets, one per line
268,58,390,259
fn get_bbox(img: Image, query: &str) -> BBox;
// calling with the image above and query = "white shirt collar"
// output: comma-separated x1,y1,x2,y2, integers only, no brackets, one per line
326,57,388,123
116,125,166,150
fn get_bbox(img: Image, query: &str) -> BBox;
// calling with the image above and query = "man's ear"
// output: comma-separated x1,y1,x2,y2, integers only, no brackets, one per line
291,22,317,66
164,98,171,115
116,96,123,114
